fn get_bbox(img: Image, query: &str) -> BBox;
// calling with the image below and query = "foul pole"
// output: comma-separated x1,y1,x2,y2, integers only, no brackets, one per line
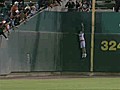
90,0,96,72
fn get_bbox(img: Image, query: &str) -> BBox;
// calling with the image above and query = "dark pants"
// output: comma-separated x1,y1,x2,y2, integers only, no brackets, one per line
0,32,7,39
115,0,120,12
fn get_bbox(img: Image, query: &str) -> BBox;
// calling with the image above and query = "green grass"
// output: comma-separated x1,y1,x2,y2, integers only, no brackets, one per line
0,78,120,90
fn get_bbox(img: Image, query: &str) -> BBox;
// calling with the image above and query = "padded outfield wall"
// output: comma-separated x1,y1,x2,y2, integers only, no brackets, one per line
0,11,120,75
8,11,91,72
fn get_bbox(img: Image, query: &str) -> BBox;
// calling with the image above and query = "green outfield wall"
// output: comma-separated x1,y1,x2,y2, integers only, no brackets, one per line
94,34,120,72
0,38,10,75
1,11,120,75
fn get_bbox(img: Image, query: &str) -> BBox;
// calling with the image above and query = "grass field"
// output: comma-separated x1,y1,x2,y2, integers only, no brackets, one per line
0,78,120,90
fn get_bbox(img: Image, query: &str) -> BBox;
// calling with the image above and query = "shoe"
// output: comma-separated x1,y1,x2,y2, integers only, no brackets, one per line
6,38,9,40
82,53,87,58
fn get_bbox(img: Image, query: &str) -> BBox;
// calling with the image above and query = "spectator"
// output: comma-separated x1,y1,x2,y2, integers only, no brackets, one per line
65,0,75,12
0,20,8,40
75,0,82,11
35,2,39,11
44,0,50,8
114,0,120,12
10,1,19,18
0,1,5,7
24,4,31,18
82,0,90,12
29,1,34,7
19,9,26,23
38,0,43,9
30,6,36,16
4,20,10,35
14,10,20,26
10,1,19,28
18,0,24,6
25,4,31,10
